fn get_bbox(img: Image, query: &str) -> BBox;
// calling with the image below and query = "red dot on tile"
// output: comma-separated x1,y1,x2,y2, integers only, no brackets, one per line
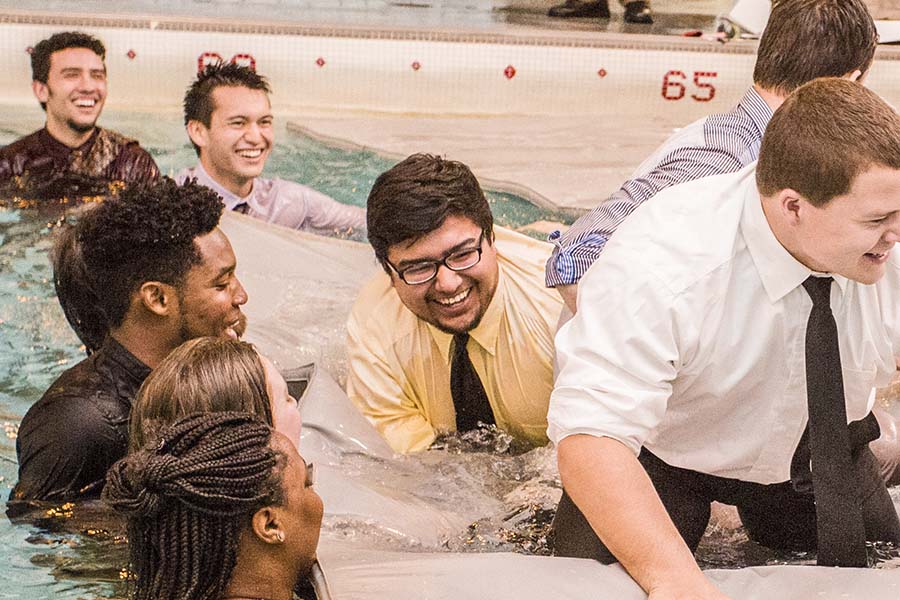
504,65,516,79
315,57,326,67
126,49,136,60
597,68,607,78
411,60,421,71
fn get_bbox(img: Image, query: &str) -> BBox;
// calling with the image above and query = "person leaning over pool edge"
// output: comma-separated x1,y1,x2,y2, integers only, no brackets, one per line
177,61,366,236
11,179,248,503
346,154,563,453
549,78,900,599
0,31,158,199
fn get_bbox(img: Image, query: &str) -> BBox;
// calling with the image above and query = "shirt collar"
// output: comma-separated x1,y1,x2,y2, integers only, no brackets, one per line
430,272,506,364
39,126,99,156
97,336,152,388
191,163,251,211
740,171,849,302
736,87,774,142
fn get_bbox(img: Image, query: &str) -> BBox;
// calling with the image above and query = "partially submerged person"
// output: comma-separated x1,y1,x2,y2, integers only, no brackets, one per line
550,79,900,598
0,31,159,200
347,154,562,453
544,0,900,488
12,179,248,502
104,412,322,600
177,62,366,236
129,336,301,451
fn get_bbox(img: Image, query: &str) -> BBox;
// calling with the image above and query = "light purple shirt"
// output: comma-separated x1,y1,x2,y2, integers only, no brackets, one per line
177,164,366,235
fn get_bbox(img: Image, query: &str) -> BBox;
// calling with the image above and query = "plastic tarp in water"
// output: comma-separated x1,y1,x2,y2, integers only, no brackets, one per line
220,212,900,599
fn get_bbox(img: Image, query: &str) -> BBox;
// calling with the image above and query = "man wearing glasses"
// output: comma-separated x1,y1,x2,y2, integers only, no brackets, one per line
346,153,563,453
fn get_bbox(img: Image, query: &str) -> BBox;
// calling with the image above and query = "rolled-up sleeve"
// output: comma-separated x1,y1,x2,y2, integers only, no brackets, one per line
547,254,682,454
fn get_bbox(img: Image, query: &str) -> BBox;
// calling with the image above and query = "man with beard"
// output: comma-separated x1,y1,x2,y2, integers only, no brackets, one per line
346,154,563,453
11,179,248,502
0,31,158,200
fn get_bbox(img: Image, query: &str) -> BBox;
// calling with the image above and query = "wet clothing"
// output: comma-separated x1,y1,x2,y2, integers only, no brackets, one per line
0,127,159,199
545,87,772,287
177,164,366,235
347,226,562,453
553,447,900,562
12,337,150,502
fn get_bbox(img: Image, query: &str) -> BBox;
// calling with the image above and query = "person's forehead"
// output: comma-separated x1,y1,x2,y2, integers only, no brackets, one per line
49,47,104,70
389,214,481,260
190,228,235,272
210,85,271,118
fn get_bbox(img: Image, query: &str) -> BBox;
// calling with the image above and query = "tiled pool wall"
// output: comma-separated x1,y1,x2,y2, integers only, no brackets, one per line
3,12,900,122
0,12,765,121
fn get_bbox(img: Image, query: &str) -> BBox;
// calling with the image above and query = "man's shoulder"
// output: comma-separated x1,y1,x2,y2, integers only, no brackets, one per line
0,130,44,161
350,270,417,329
600,168,755,291
19,356,110,437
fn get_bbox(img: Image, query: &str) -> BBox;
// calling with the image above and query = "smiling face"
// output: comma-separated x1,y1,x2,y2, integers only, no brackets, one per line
790,165,900,284
189,85,273,197
261,355,302,448
176,228,249,342
33,47,107,143
387,215,498,334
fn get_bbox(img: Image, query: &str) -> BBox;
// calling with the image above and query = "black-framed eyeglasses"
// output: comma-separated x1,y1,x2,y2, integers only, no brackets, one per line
386,236,484,285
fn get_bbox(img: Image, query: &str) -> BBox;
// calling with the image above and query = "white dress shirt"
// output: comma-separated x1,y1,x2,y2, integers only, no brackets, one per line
548,164,900,485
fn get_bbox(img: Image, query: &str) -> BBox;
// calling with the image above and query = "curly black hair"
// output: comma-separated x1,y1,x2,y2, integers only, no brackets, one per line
76,178,224,328
183,61,271,155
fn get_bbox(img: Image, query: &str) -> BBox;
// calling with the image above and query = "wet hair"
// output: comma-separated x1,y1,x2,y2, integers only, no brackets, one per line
31,32,106,111
104,412,284,600
366,153,493,272
76,178,223,328
130,337,272,451
51,221,108,354
183,61,272,155
753,0,877,95
756,78,900,206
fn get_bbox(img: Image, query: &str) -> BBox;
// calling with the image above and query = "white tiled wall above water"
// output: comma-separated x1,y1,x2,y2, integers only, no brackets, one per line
0,13,899,124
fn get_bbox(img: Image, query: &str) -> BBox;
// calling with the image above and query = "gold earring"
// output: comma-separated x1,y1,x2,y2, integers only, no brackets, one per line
275,531,285,543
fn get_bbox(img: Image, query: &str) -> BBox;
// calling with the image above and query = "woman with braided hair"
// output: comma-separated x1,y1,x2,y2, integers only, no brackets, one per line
103,411,323,600
129,336,302,452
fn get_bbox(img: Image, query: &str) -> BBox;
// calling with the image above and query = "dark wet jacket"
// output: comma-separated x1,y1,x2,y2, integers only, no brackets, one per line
11,337,150,502
0,127,159,199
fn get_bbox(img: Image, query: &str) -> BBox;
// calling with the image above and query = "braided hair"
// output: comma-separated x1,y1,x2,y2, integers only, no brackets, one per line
103,412,284,600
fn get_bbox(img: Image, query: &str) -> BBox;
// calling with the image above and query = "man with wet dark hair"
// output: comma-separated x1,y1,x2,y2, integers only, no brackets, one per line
177,62,365,235
347,153,562,453
12,178,248,502
0,31,158,199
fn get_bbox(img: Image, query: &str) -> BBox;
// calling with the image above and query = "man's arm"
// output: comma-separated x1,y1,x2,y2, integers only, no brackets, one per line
546,116,755,292
346,307,437,453
297,185,367,235
113,143,160,184
558,434,730,600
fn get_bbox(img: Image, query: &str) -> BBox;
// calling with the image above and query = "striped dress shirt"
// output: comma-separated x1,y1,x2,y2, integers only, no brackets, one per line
545,87,773,287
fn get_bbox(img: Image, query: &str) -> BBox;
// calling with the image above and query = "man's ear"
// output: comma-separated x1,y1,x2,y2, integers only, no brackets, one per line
32,80,49,105
775,187,805,226
137,281,176,317
250,506,285,546
186,120,210,151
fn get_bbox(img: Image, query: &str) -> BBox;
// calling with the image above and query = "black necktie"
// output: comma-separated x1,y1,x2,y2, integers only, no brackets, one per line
798,276,868,567
450,333,495,431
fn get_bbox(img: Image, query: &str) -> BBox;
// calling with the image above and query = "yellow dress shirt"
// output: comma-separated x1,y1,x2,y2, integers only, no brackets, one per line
346,226,563,453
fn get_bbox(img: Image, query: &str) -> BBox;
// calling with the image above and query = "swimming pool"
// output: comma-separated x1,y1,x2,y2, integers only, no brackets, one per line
2,7,900,599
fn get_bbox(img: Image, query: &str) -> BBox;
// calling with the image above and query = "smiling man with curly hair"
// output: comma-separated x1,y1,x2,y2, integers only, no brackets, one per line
11,178,249,503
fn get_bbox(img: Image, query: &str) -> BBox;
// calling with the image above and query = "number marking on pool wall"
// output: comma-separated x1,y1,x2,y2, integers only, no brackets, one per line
661,70,718,102
197,52,258,73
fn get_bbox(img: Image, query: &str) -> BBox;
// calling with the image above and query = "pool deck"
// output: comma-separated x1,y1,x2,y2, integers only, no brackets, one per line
291,112,675,213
